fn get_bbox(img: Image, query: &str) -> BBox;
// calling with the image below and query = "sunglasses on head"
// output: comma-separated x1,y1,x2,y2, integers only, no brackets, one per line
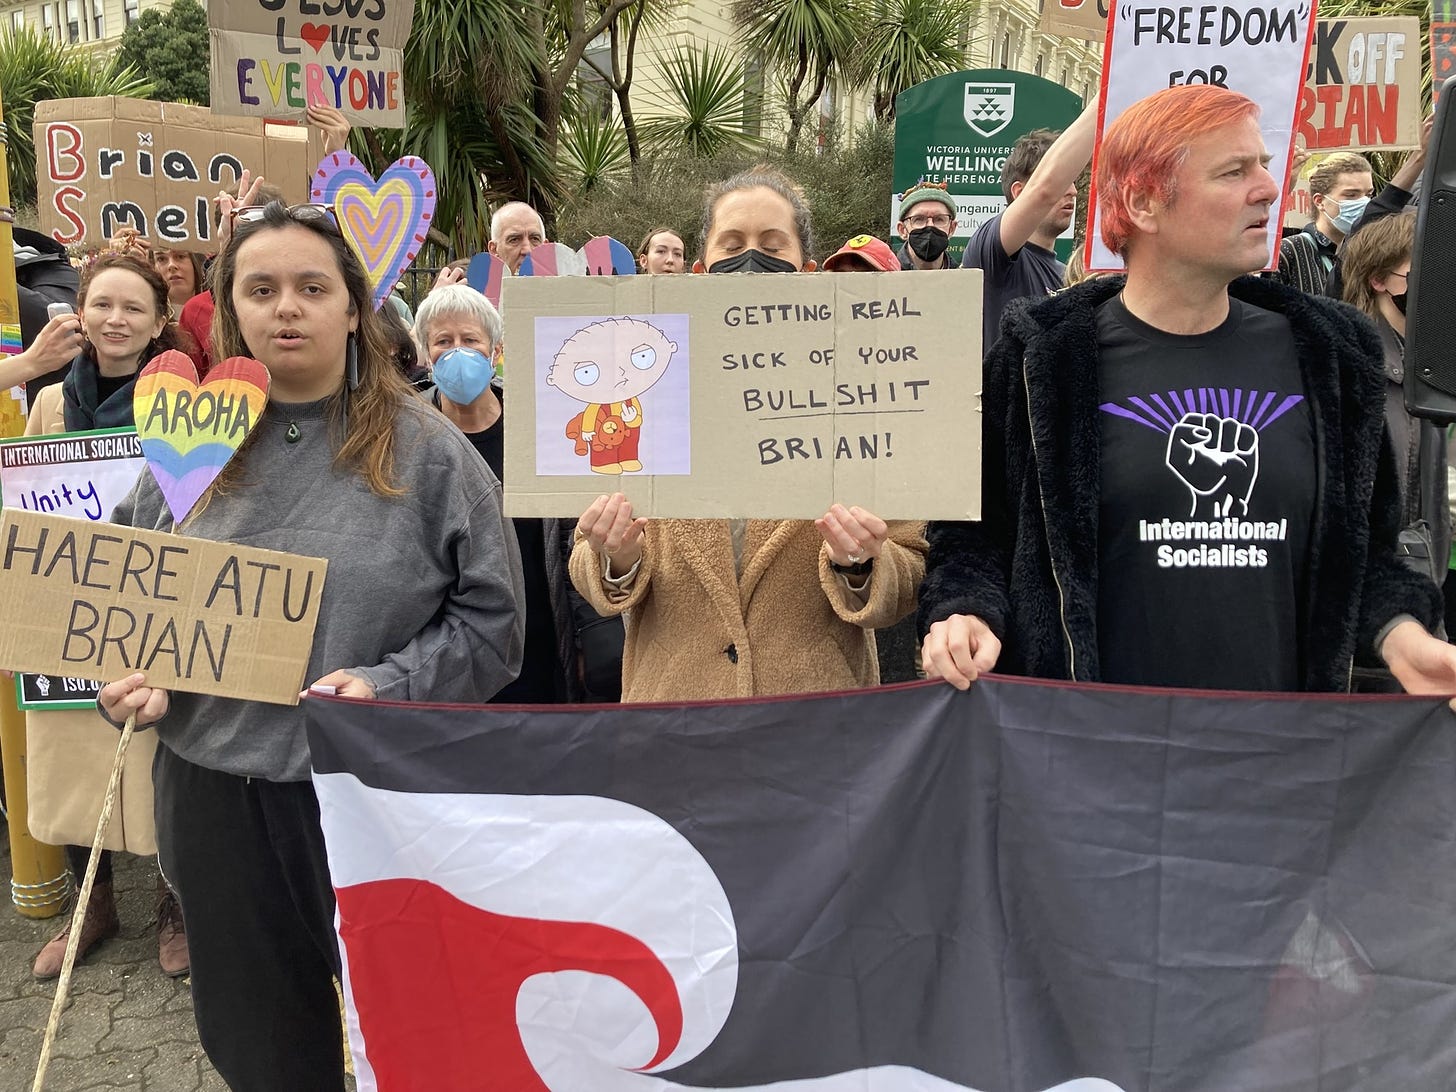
228,202,341,231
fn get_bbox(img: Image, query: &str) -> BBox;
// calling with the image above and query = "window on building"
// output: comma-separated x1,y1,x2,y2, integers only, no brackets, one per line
1083,79,1092,102
124,0,140,27
576,35,612,121
10,9,22,31
817,80,837,152
743,54,765,139
1062,65,1070,86
1000,31,1011,68
1035,53,1044,77
41,3,55,39
66,0,79,41
92,0,103,37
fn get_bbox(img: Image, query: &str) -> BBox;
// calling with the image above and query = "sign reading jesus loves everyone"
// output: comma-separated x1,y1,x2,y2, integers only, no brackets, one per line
209,0,415,128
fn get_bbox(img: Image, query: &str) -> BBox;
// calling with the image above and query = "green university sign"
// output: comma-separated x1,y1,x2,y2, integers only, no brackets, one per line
892,70,1084,261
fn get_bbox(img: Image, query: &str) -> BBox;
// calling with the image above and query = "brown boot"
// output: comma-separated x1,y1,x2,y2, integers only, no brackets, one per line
155,880,190,978
32,881,120,981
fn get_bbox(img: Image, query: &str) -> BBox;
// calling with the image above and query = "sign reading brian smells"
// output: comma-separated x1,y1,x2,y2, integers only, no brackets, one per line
33,97,314,249
1086,0,1318,271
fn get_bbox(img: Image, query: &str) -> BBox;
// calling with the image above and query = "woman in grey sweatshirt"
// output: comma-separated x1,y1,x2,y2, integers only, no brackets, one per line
100,201,526,1091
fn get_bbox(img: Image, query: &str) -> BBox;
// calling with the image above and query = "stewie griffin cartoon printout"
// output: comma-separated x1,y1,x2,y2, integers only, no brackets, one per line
501,270,982,521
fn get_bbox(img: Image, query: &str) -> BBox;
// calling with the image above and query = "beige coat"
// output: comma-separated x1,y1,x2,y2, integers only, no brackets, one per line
569,519,926,703
22,383,158,853
23,382,64,436
25,710,157,854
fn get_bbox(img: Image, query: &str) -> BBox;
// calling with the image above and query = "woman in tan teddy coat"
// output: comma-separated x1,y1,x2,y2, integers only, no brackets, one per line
570,167,926,702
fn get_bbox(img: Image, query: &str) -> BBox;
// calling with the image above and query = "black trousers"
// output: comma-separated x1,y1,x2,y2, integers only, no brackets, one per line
64,845,113,886
153,744,346,1092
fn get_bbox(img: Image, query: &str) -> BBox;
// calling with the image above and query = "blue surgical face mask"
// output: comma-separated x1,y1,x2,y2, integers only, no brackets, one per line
432,346,495,406
1323,195,1370,236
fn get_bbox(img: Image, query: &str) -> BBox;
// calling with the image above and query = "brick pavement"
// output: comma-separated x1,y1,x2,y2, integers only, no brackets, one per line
0,826,224,1092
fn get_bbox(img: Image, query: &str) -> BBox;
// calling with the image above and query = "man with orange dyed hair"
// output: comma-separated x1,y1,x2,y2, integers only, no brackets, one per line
919,84,1456,702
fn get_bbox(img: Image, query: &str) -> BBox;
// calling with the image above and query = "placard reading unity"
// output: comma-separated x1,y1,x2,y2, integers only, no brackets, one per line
0,510,328,706
210,0,415,127
0,428,148,709
502,270,982,520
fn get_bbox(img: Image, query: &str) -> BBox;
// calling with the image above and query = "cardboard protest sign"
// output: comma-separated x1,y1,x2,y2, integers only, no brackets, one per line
209,0,414,127
1284,155,1315,229
1299,17,1422,151
1085,0,1317,271
502,269,983,521
0,428,148,709
133,351,271,525
1039,0,1108,42
0,509,327,706
311,153,436,310
33,97,315,249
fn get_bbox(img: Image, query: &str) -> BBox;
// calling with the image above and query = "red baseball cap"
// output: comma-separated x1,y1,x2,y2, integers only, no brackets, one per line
822,234,902,272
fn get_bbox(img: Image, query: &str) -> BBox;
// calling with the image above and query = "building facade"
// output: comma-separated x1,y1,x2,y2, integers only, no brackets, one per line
597,0,1102,146
0,0,169,47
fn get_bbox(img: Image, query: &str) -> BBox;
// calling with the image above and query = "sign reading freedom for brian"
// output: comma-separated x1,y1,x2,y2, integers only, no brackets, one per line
1086,0,1317,271
502,270,983,520
0,510,328,706
34,97,314,249
210,0,415,127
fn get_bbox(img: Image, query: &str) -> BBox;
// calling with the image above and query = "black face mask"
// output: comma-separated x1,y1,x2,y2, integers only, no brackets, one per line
907,225,949,263
707,249,798,274
1390,290,1408,315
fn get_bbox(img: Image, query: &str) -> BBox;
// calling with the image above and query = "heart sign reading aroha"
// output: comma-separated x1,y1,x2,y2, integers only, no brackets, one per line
312,152,437,311
133,351,270,526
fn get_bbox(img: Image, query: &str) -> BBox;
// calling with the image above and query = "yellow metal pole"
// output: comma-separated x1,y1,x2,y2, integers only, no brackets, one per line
0,87,70,918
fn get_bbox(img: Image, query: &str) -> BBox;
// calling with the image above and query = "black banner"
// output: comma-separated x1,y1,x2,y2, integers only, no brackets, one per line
308,678,1456,1091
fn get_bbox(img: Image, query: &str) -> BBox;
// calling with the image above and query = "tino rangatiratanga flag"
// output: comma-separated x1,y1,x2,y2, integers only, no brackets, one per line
306,678,1456,1091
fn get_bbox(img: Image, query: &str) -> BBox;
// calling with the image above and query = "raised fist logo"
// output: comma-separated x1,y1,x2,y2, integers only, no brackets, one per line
1165,412,1259,517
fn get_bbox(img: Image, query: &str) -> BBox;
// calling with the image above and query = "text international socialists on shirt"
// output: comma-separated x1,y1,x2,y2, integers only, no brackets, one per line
1095,296,1316,690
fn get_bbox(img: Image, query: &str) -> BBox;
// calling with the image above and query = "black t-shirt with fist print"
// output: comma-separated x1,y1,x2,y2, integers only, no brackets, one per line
1094,295,1315,690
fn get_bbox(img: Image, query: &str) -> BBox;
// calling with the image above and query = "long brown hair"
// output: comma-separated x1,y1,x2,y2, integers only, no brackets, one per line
209,202,414,498
1341,211,1413,321
78,252,179,370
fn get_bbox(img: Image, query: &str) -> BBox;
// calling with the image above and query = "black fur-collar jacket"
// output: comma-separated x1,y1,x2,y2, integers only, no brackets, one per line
918,274,1442,691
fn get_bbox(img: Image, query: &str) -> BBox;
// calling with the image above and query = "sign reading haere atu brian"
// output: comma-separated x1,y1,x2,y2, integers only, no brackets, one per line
0,510,327,706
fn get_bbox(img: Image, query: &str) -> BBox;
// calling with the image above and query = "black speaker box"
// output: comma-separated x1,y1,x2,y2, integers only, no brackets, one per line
1407,75,1456,421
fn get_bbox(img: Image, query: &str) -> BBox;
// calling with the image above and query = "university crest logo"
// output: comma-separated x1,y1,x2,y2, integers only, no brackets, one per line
963,82,1015,138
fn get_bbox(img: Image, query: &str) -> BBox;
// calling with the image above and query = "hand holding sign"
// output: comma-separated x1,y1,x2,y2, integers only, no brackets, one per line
312,152,437,312
133,350,270,526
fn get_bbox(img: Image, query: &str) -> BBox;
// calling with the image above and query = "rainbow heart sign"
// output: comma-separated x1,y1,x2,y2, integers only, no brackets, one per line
133,351,270,526
312,152,436,311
